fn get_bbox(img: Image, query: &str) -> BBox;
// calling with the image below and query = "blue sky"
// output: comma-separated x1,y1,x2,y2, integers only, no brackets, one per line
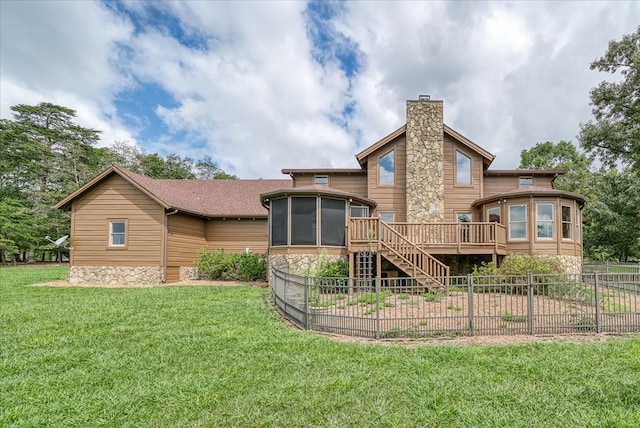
1,1,639,178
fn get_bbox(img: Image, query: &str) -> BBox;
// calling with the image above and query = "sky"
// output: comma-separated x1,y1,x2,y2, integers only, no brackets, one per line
1,1,638,179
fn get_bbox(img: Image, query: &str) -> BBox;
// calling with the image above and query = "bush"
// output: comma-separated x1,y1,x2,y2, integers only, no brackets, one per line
315,258,349,294
197,248,267,282
472,253,567,295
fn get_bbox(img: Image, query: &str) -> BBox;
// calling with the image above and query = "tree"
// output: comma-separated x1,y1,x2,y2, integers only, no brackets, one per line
579,26,640,171
0,103,106,263
582,168,640,261
519,141,593,195
195,155,237,179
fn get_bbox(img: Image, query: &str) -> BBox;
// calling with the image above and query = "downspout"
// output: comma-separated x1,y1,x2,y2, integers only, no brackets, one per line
163,209,179,283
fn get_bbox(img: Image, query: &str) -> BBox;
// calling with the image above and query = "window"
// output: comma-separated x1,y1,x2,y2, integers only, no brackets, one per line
487,207,501,223
457,213,472,243
271,198,288,246
519,176,533,188
536,204,554,239
109,220,126,247
486,207,501,241
379,150,395,185
455,151,471,185
562,205,572,240
379,212,395,223
314,175,328,187
291,197,317,245
350,203,369,218
321,198,346,246
509,205,527,240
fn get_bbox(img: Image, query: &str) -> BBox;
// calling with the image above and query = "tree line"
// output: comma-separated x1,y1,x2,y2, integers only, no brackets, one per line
0,103,235,264
520,26,640,261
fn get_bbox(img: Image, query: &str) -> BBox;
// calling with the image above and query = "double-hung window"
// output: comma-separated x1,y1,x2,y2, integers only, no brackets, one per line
109,220,126,247
536,204,554,239
562,205,572,240
508,205,527,240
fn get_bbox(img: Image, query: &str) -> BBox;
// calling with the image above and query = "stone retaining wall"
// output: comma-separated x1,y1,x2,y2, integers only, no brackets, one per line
558,255,582,276
268,253,347,278
69,266,163,285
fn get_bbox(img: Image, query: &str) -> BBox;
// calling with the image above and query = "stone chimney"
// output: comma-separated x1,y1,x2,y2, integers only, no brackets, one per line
405,95,445,222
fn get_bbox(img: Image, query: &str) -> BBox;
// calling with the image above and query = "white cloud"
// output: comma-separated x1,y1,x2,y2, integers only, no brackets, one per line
2,0,639,179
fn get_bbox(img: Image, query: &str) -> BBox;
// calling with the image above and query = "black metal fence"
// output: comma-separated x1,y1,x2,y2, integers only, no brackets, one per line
271,269,640,339
584,261,640,274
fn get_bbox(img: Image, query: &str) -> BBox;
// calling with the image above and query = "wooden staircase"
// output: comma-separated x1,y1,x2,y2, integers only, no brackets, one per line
378,220,450,292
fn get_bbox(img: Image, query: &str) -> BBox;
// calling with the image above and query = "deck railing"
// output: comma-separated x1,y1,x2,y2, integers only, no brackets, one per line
349,218,507,252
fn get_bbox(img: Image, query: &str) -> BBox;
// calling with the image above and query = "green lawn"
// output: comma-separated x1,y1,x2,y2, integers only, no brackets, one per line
2,266,640,427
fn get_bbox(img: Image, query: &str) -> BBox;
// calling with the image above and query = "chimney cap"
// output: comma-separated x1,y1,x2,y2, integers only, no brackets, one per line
418,94,431,101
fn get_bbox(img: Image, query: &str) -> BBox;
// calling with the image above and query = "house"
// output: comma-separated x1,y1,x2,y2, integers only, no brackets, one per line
54,167,291,284
262,95,585,281
56,95,585,285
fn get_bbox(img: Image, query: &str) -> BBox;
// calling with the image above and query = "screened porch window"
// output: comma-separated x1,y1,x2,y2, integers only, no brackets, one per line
291,197,317,245
271,198,288,246
109,220,126,247
321,198,346,246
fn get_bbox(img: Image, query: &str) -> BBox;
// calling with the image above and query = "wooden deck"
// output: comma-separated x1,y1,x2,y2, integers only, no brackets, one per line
348,218,507,256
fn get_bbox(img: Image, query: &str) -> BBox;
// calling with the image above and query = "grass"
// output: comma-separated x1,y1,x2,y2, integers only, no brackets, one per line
2,266,640,426
501,311,528,323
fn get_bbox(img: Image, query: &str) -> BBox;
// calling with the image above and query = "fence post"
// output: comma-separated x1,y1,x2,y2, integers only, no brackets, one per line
467,274,474,337
375,276,381,340
304,275,309,330
527,273,534,335
594,272,601,333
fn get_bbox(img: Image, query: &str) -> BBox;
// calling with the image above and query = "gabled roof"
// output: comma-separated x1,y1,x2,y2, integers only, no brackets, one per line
55,166,292,218
354,124,495,167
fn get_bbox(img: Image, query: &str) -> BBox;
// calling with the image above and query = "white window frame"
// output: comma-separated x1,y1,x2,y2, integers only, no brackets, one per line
536,203,554,240
109,220,127,248
561,205,573,240
508,204,527,241
455,150,472,186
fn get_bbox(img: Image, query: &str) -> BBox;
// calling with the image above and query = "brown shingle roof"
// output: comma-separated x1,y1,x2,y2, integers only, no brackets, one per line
55,166,292,218
472,185,586,207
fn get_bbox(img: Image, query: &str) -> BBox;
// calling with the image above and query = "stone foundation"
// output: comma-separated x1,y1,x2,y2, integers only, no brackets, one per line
268,253,347,279
180,267,198,281
558,255,582,276
69,266,164,286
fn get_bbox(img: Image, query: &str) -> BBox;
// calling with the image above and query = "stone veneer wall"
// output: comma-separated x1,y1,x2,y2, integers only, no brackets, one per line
69,266,163,285
180,267,198,281
558,255,582,276
268,253,347,278
405,98,445,222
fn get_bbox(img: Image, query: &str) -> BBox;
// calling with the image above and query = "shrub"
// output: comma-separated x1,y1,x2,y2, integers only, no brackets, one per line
472,253,567,295
197,248,266,282
315,258,349,293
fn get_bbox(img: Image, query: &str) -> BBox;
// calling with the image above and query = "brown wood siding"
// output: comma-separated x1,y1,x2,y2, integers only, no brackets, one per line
292,174,367,196
483,175,555,198
71,175,164,266
166,266,180,283
167,214,206,267
206,219,268,254
443,136,483,222
367,135,407,221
